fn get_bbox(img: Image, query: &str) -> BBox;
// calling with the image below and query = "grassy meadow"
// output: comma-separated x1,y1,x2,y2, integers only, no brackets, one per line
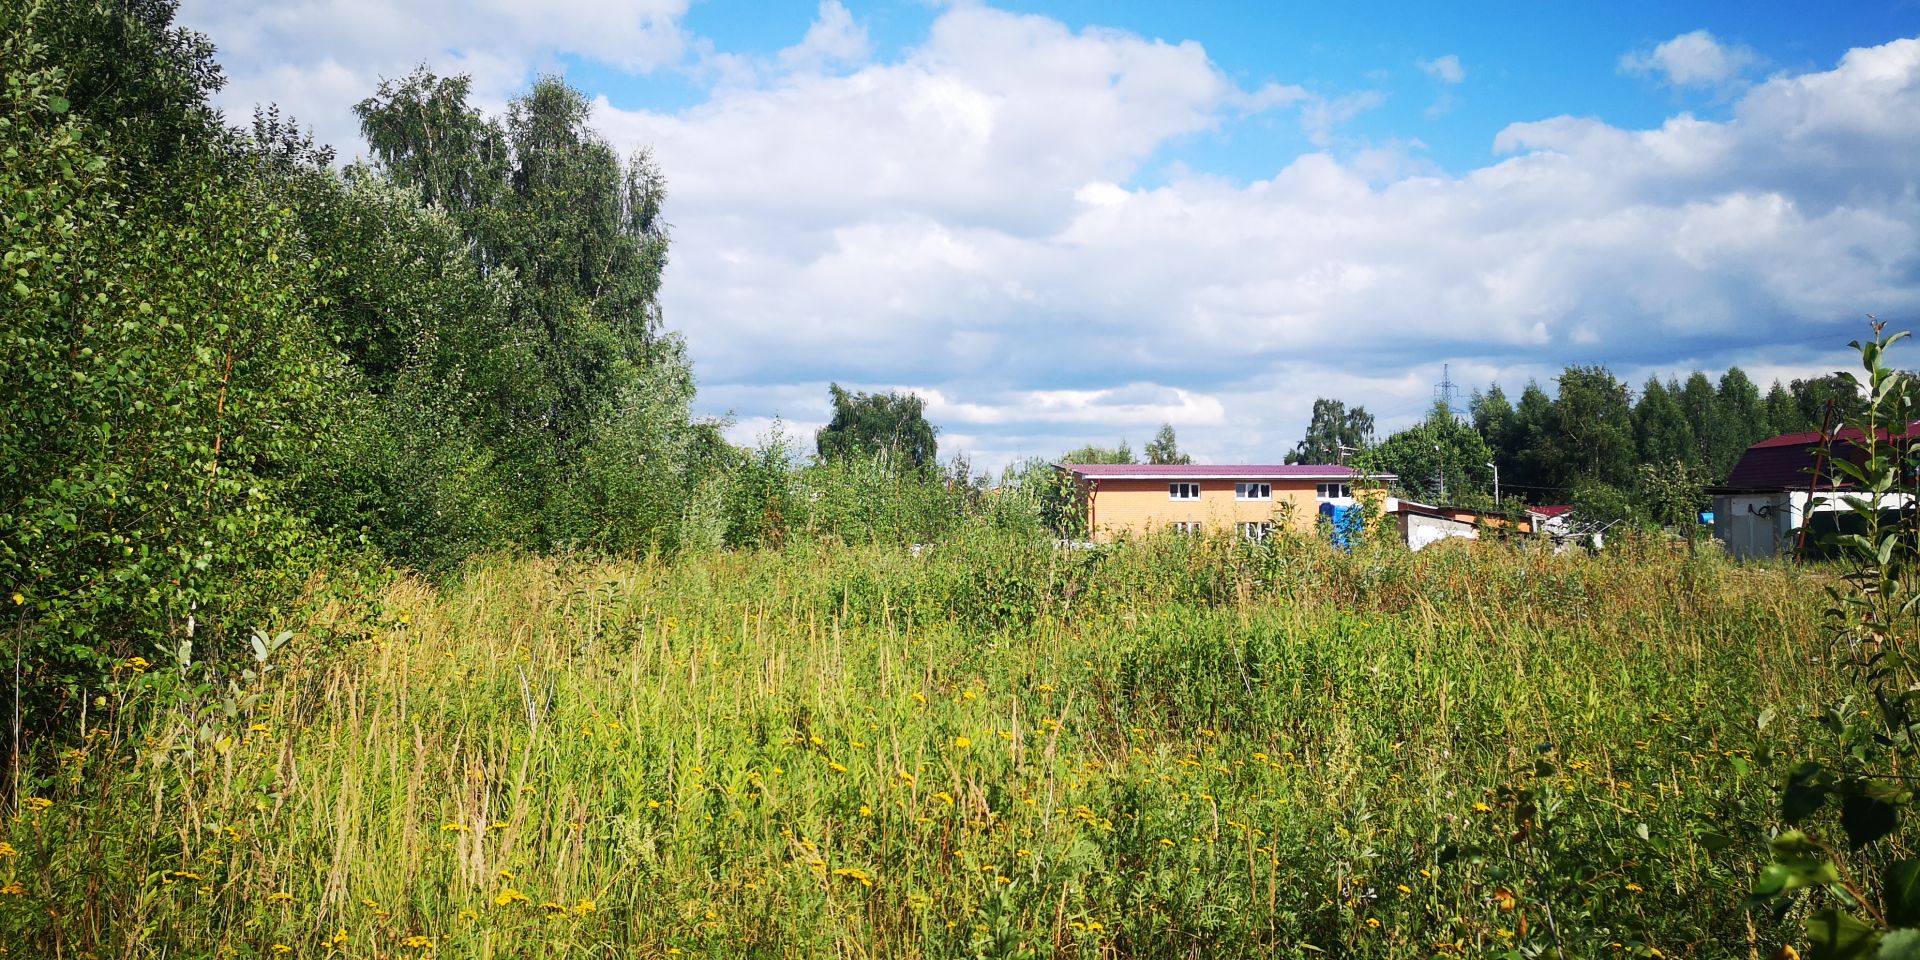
0,534,1859,958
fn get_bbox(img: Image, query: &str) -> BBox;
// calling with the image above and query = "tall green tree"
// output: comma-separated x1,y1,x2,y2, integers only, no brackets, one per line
1471,384,1517,455
355,69,670,447
1509,381,1559,494
1145,423,1192,465
815,384,939,469
351,67,698,553
1286,398,1374,464
1789,373,1865,434
1762,380,1803,438
1678,372,1722,471
1548,366,1636,489
1713,367,1767,478
1361,403,1496,505
1634,376,1696,467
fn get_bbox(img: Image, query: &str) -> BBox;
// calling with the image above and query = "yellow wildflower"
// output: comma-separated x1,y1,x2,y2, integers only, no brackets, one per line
495,887,531,906
270,945,292,955
20,798,50,812
1366,917,1381,929
858,805,872,817
9,593,21,606
326,929,348,947
934,792,954,806
952,736,972,749
0,842,15,858
266,891,294,903
441,823,471,833
573,899,596,915
402,934,433,948
0,882,24,895
828,761,848,774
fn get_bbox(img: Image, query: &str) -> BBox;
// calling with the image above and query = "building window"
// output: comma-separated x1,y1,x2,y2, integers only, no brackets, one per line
1169,521,1203,534
1169,482,1200,501
1238,521,1272,541
1235,482,1272,501
1316,482,1351,500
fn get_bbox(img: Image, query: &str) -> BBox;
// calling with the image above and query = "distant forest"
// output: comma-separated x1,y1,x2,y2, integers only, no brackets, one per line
1289,366,1859,519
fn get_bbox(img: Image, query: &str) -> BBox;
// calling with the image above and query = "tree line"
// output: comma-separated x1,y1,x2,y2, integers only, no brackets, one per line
1287,365,1862,521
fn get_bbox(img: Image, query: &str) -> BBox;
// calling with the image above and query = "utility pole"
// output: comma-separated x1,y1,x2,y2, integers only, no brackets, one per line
1488,461,1500,507
1433,442,1446,503
1434,363,1462,415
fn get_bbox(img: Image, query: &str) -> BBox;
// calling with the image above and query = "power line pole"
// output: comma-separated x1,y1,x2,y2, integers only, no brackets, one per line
1434,362,1462,414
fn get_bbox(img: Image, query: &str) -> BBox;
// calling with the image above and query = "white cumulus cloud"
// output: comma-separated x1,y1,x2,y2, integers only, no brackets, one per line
172,3,1920,468
1419,54,1465,84
1619,29,1763,89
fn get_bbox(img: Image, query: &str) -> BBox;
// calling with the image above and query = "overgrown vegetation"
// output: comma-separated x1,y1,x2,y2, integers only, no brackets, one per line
8,4,1919,958
0,534,1846,958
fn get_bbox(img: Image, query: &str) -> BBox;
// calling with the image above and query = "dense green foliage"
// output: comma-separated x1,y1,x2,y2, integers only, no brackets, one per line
1358,402,1496,506
1315,362,1865,525
1744,324,1920,957
0,0,739,740
1058,441,1138,465
1145,423,1191,465
1286,397,1375,465
816,383,940,470
1,2,350,717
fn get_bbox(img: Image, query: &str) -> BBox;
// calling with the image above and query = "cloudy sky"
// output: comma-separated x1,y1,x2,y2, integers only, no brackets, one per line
177,0,1920,469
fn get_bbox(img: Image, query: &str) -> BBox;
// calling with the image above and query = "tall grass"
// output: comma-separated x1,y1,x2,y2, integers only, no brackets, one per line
0,533,1847,957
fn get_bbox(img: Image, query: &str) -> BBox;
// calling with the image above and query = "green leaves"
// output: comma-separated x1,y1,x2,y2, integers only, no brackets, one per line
1885,861,1920,928
1751,830,1838,902
1784,762,1836,823
1805,909,1879,960
1841,793,1900,850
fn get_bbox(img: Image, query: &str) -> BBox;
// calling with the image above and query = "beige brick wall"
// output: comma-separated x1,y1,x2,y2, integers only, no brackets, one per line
1086,478,1326,541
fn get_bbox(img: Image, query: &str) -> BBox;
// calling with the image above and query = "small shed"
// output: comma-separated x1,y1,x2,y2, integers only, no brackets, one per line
1709,422,1920,559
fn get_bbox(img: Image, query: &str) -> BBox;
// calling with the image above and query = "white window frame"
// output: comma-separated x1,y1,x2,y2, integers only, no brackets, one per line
1235,482,1272,501
1169,521,1203,534
1316,482,1351,500
1237,521,1272,541
1168,482,1201,501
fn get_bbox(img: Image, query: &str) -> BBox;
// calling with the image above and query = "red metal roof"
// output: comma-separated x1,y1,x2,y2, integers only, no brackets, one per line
1527,504,1574,518
1749,422,1920,449
1720,421,1920,490
1059,463,1389,480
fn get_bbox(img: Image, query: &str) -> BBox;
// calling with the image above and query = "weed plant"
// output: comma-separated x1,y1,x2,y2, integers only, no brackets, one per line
0,532,1843,958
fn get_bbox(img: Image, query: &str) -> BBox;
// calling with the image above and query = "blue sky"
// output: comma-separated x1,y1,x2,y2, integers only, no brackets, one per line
180,1,1920,467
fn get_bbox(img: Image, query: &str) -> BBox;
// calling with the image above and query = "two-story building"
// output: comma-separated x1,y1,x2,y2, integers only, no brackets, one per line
1057,463,1390,542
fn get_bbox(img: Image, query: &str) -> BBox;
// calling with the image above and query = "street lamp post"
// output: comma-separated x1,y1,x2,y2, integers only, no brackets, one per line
1488,461,1500,508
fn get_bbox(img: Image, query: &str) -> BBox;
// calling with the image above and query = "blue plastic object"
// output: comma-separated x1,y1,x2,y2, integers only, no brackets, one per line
1320,502,1363,550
